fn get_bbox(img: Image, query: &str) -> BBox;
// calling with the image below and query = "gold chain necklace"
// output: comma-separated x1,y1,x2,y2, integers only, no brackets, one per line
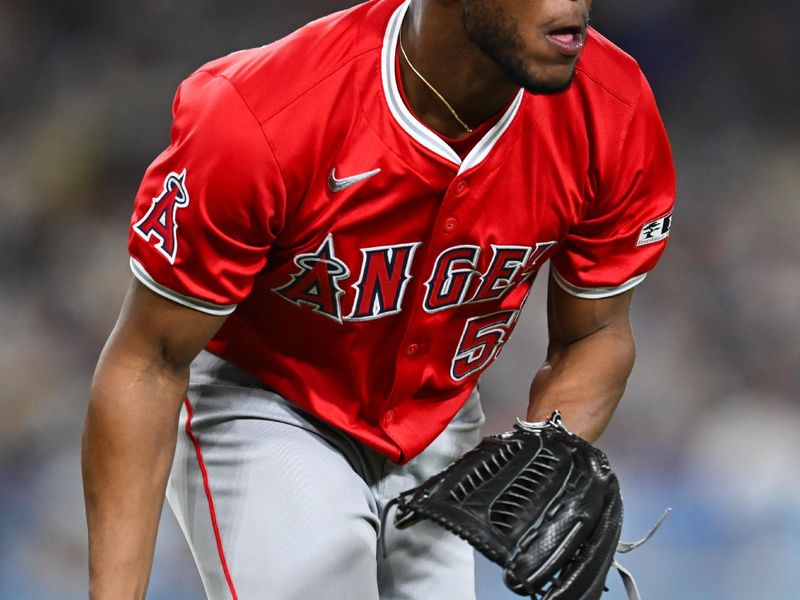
398,33,473,133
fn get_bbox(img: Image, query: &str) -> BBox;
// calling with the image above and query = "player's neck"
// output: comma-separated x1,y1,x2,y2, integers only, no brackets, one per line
399,2,520,139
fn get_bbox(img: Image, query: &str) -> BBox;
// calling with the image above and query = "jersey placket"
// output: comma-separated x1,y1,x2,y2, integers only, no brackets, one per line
378,170,477,457
373,5,528,459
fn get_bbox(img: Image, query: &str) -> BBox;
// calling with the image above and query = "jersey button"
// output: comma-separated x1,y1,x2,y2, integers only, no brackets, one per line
455,180,467,195
405,343,419,356
443,217,458,232
384,410,395,424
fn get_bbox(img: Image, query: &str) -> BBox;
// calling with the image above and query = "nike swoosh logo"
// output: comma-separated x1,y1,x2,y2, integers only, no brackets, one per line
328,167,381,193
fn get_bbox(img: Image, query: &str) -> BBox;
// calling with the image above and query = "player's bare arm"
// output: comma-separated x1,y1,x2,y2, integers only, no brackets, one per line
526,273,635,442
82,280,226,598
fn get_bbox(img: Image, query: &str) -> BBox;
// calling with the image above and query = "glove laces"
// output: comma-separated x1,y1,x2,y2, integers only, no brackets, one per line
611,508,672,600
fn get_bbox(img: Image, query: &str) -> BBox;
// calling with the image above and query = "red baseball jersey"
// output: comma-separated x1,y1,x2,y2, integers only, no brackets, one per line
129,0,675,462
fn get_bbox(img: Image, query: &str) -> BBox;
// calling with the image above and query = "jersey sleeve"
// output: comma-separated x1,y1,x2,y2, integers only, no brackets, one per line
550,71,676,299
128,69,286,315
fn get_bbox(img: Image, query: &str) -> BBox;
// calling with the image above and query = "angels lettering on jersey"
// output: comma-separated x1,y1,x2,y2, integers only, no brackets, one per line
272,233,555,323
271,235,555,381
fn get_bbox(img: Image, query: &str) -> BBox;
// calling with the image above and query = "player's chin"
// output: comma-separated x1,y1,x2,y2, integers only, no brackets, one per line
517,62,579,96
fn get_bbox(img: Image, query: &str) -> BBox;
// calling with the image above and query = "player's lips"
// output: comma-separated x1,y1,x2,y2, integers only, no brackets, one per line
544,26,585,57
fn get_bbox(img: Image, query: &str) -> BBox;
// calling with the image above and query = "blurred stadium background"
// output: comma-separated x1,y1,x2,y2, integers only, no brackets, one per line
1,0,798,598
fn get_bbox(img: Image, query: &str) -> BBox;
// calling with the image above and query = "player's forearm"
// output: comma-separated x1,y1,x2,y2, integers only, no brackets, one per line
526,323,635,443
82,341,189,599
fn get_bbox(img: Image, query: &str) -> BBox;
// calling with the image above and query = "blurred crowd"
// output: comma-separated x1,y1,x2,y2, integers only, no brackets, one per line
0,1,797,598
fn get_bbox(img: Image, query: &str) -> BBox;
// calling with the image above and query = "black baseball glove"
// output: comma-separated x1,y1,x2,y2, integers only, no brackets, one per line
388,411,632,600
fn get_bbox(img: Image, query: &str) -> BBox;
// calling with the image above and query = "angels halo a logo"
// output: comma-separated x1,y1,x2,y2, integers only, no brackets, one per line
133,169,190,263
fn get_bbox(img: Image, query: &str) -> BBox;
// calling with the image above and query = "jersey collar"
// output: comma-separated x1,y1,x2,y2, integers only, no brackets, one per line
381,0,524,174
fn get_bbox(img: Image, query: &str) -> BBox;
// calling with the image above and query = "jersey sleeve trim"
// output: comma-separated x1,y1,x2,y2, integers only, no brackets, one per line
551,267,647,299
129,257,237,316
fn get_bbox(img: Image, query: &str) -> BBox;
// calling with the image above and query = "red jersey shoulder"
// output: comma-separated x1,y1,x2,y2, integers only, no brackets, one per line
191,0,393,123
574,28,644,107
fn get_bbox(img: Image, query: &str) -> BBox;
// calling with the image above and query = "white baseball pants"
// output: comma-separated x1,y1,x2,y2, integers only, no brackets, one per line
166,350,485,600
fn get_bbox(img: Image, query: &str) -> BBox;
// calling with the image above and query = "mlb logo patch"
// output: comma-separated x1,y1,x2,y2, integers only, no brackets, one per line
637,213,672,246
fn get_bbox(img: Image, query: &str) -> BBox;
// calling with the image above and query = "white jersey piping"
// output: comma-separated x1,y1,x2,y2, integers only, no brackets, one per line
129,257,237,316
551,267,647,299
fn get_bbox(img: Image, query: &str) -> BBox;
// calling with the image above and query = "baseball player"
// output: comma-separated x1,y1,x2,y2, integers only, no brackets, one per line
82,0,675,598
